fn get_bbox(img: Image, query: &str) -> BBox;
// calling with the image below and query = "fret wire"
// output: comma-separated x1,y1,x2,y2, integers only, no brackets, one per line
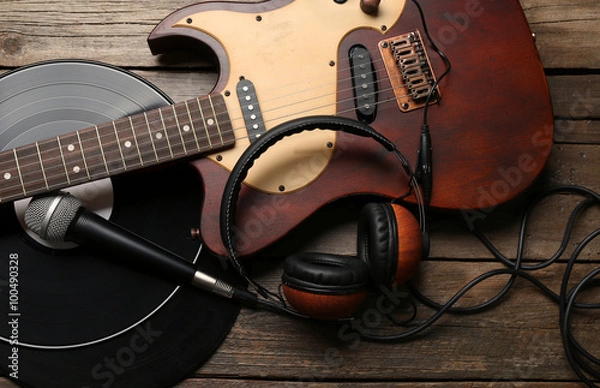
112,121,128,170
1,134,229,197
12,149,27,197
144,112,160,163
76,130,92,180
95,125,110,174
8,116,232,184
184,101,201,151
196,97,213,148
56,136,71,185
172,105,188,156
129,116,144,166
208,95,225,145
0,94,234,176
157,108,175,159
35,142,50,191
0,94,238,201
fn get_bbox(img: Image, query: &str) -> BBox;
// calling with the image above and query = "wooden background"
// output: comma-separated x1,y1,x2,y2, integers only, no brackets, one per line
1,0,599,386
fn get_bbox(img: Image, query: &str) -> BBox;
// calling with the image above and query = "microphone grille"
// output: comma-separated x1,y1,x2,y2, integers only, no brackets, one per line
25,193,82,241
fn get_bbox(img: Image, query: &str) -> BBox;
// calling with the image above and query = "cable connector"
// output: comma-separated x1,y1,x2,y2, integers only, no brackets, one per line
416,125,433,204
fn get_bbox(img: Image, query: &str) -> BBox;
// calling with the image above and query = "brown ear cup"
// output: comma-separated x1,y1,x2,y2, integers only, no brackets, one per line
357,203,422,287
281,203,422,320
281,253,370,320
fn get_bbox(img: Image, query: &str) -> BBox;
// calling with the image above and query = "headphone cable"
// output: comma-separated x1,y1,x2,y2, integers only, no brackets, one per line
356,185,600,386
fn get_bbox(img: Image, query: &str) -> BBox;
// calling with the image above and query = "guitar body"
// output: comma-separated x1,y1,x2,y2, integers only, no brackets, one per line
150,0,554,257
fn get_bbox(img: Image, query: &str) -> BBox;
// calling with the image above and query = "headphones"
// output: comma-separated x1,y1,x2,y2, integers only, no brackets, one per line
220,115,428,320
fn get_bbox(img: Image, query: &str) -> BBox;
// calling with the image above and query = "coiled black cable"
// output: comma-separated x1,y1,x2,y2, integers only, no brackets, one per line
359,185,600,387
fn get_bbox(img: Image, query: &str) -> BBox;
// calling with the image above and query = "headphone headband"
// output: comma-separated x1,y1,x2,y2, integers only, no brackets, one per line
220,115,425,279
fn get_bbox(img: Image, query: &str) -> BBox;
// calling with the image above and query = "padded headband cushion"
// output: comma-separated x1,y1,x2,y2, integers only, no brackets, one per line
357,202,399,288
282,253,370,295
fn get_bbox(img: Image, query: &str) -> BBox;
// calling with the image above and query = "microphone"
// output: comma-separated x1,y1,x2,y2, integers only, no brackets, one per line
24,192,258,306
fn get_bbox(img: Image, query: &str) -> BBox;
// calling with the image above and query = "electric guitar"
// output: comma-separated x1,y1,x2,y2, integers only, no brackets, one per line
0,0,553,258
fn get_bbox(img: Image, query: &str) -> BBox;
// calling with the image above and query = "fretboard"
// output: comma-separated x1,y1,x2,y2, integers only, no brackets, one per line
0,94,235,204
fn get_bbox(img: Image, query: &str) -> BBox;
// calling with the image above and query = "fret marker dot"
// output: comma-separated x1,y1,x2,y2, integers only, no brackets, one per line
3,173,11,180
67,144,75,152
124,141,132,148
73,166,81,174
156,132,163,139
183,125,190,132
207,119,215,126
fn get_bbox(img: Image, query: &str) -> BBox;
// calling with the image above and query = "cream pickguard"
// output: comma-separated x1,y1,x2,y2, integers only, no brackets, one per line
173,0,405,193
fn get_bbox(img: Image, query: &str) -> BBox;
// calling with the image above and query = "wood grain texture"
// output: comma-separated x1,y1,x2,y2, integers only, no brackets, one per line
520,0,600,69
192,260,600,382
0,0,598,69
0,0,599,387
0,378,590,387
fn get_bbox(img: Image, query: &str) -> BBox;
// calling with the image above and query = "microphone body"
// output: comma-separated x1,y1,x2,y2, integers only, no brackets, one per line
25,193,256,305
68,208,199,288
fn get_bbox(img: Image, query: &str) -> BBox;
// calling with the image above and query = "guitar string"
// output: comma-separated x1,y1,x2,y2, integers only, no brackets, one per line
2,0,445,198
0,91,415,201
0,92,415,203
0,66,410,176
0,74,424,198
0,46,424,180
0,38,421,171
0,92,416,201
218,51,416,119
0,0,441,199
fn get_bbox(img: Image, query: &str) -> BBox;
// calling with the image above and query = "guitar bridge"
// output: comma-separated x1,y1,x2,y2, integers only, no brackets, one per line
379,30,440,113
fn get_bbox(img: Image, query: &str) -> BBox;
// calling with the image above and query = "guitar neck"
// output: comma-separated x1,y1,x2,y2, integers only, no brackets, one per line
0,94,235,204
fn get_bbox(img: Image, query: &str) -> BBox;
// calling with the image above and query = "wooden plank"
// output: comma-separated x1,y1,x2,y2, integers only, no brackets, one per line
548,75,600,119
0,0,598,70
0,0,207,67
555,120,600,144
521,0,600,69
0,377,587,387
191,260,599,382
177,380,585,387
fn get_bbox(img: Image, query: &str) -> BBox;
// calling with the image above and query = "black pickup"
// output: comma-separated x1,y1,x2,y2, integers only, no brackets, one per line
236,78,266,143
349,45,377,123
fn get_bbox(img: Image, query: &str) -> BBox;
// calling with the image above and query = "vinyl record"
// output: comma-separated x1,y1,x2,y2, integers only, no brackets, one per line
0,61,240,387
